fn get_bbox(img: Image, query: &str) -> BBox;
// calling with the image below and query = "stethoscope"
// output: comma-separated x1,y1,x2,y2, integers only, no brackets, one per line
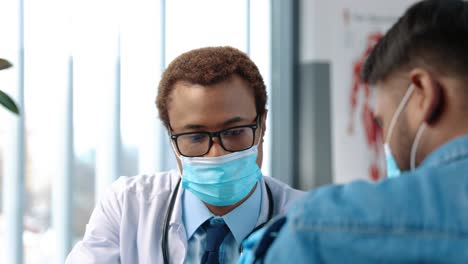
162,178,274,264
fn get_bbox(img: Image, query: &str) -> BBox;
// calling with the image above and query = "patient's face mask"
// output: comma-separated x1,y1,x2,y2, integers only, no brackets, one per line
384,85,427,178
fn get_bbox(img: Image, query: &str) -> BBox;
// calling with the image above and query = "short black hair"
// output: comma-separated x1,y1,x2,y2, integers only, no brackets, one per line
362,0,468,84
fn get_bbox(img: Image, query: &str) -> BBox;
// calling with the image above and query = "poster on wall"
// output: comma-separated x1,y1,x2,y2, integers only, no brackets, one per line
330,0,417,184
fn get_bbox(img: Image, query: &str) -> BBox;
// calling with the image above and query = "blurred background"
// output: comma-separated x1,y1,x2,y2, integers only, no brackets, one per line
0,0,418,263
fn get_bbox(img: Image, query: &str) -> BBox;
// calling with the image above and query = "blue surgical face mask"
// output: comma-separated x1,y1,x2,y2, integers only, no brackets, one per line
175,145,262,206
384,84,426,178
384,144,402,178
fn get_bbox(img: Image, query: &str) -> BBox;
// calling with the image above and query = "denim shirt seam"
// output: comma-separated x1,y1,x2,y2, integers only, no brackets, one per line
292,221,468,240
422,140,468,168
434,150,468,167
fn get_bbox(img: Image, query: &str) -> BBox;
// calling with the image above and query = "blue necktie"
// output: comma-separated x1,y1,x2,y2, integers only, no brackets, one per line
201,218,230,264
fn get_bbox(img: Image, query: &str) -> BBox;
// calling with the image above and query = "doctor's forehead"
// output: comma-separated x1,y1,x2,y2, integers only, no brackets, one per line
174,116,255,132
167,78,257,131
168,77,256,110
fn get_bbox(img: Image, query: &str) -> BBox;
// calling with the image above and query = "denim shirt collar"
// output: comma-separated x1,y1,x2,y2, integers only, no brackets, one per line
419,135,468,169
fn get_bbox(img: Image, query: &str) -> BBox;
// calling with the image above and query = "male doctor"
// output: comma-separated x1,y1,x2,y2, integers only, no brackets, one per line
66,46,304,264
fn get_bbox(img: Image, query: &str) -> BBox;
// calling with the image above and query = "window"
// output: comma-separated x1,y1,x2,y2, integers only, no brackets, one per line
0,0,271,263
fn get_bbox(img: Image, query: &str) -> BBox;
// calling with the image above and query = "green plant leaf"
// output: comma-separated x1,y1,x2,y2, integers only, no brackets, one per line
0,58,12,70
0,89,19,114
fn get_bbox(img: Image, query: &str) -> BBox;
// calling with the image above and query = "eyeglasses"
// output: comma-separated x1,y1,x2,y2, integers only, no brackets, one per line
170,117,260,157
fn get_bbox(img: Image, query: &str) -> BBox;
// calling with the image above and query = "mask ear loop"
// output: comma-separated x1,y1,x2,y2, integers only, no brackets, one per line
255,125,263,147
385,85,416,144
255,114,264,147
410,123,427,170
169,137,183,159
170,141,184,175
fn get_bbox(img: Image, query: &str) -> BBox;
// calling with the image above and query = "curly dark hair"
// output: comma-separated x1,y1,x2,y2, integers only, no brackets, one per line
156,46,267,129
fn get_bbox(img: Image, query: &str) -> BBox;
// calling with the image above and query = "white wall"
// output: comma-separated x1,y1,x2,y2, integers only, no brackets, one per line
299,0,334,63
299,0,418,184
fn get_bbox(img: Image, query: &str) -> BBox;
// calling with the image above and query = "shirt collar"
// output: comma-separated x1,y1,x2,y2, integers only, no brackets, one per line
420,135,468,169
182,182,262,245
182,189,212,240
222,182,262,244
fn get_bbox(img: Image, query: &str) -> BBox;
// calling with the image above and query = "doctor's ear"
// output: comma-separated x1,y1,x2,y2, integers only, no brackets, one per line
259,110,268,143
260,110,268,138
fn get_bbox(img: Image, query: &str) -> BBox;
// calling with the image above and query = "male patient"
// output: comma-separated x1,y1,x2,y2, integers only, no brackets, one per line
66,47,304,263
240,0,468,263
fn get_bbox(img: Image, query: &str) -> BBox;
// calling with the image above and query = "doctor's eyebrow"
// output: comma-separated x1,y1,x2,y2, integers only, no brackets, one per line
182,117,249,131
183,124,206,130
222,116,247,126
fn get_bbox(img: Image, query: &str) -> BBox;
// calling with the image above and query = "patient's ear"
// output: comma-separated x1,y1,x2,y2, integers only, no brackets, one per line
409,68,443,125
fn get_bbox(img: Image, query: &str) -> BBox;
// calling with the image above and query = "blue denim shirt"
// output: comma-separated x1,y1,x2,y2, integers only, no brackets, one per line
240,136,468,263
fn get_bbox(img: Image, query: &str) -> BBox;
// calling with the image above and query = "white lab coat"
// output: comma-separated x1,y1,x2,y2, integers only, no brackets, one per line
66,170,304,264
